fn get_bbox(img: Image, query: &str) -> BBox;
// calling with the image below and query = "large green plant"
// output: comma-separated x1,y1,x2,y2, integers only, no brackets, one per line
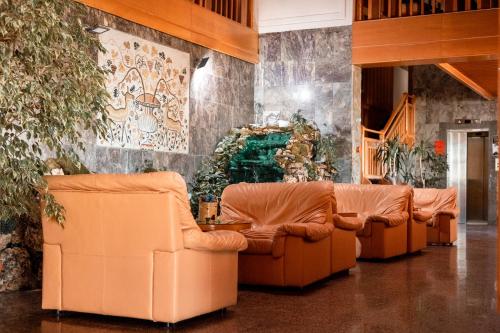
0,0,109,224
411,140,448,188
412,139,433,188
376,137,404,184
375,137,448,187
190,130,242,216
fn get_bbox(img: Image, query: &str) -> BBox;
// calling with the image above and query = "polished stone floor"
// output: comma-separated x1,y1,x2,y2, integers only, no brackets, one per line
1,225,499,333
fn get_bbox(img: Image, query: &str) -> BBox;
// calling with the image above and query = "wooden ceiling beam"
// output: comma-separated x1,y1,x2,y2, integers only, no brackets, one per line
77,0,259,64
437,63,496,100
353,9,498,67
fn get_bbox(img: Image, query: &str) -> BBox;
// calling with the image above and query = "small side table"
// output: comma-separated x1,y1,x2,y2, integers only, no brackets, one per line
198,222,251,232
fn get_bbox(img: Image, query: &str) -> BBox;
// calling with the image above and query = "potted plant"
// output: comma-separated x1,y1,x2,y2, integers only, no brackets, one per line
412,139,433,188
376,137,404,184
198,194,219,224
0,0,110,225
411,139,448,188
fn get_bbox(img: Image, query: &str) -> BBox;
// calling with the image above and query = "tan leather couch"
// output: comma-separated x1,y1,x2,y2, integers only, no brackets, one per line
334,184,412,259
413,188,459,245
41,172,247,324
407,189,427,253
219,181,360,287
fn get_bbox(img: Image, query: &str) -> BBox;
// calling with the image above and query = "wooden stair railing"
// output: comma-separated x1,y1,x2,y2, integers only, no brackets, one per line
361,93,416,180
192,0,254,28
355,0,498,21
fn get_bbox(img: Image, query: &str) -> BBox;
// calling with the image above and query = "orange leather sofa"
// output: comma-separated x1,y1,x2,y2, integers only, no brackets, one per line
334,184,413,259
41,172,247,324
406,189,427,253
413,188,459,245
219,181,361,287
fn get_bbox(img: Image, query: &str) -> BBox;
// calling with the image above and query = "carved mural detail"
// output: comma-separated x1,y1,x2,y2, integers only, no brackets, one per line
98,29,190,153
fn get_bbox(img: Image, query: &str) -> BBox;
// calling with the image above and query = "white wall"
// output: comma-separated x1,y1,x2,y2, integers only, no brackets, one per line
255,0,353,33
393,67,409,108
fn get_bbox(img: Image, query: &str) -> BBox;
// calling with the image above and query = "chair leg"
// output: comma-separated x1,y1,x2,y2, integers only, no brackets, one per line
164,322,176,329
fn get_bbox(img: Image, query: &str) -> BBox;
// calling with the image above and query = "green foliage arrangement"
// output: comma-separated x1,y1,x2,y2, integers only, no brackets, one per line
411,140,448,188
376,137,448,187
376,137,404,183
315,135,338,174
0,0,109,224
190,112,340,216
190,130,243,215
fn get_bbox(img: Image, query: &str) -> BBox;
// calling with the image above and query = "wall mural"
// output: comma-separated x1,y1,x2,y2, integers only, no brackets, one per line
98,29,190,153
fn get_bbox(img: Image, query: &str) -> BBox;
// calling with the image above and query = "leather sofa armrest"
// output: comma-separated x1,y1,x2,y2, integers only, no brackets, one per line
279,222,334,241
414,210,433,223
183,229,248,252
367,212,409,227
333,214,363,231
434,209,459,219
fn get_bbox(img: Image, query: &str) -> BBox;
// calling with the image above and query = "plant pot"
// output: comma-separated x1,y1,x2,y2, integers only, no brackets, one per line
198,198,218,222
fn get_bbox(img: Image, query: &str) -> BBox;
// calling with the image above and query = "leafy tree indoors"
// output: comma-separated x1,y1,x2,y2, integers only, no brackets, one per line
0,0,109,224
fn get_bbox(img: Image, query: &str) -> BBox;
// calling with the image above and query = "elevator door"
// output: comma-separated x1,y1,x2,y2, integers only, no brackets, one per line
466,132,488,222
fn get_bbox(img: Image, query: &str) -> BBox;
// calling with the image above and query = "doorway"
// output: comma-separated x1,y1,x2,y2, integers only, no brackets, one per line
447,129,490,224
466,131,489,224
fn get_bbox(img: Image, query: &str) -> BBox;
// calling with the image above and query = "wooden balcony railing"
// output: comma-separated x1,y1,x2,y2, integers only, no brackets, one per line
361,93,416,179
193,0,254,28
355,0,498,21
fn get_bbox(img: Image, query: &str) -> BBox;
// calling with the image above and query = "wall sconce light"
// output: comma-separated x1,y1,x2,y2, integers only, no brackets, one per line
85,25,110,34
197,57,210,69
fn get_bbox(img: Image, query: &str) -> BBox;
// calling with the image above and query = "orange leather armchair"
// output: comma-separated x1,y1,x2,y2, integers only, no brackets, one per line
41,172,247,324
413,188,459,245
407,189,427,253
334,184,412,259
219,181,360,287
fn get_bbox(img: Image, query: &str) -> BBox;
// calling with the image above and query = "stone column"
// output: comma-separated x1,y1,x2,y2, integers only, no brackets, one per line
351,65,362,184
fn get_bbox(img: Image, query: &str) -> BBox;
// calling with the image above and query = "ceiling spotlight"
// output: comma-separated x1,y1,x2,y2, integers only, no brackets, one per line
85,25,110,34
197,57,210,69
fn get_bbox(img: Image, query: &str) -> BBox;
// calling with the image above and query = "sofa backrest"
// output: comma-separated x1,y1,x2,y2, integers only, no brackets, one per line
335,184,412,215
219,181,336,227
414,187,457,212
42,172,198,255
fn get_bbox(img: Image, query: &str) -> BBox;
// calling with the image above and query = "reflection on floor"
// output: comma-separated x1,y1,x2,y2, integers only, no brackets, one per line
0,225,498,333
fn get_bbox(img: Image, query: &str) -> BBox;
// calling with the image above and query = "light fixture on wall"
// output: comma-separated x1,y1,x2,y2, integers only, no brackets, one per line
85,25,110,34
197,57,210,69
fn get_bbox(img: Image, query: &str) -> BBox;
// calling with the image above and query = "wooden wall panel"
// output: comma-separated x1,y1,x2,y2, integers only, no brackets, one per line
353,9,498,67
78,0,258,63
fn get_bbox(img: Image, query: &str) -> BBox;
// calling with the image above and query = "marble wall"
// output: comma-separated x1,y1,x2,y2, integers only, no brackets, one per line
413,65,497,223
254,26,355,183
413,65,497,143
80,7,255,185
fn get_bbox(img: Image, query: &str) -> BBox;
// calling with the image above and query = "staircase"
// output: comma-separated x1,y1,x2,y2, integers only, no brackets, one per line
361,93,416,181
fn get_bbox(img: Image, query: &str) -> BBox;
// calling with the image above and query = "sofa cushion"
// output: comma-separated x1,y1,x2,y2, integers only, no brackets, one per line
183,229,248,252
414,188,458,213
279,222,334,241
335,184,411,216
220,181,335,227
333,214,363,231
367,212,409,227
414,210,433,223
240,228,286,258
